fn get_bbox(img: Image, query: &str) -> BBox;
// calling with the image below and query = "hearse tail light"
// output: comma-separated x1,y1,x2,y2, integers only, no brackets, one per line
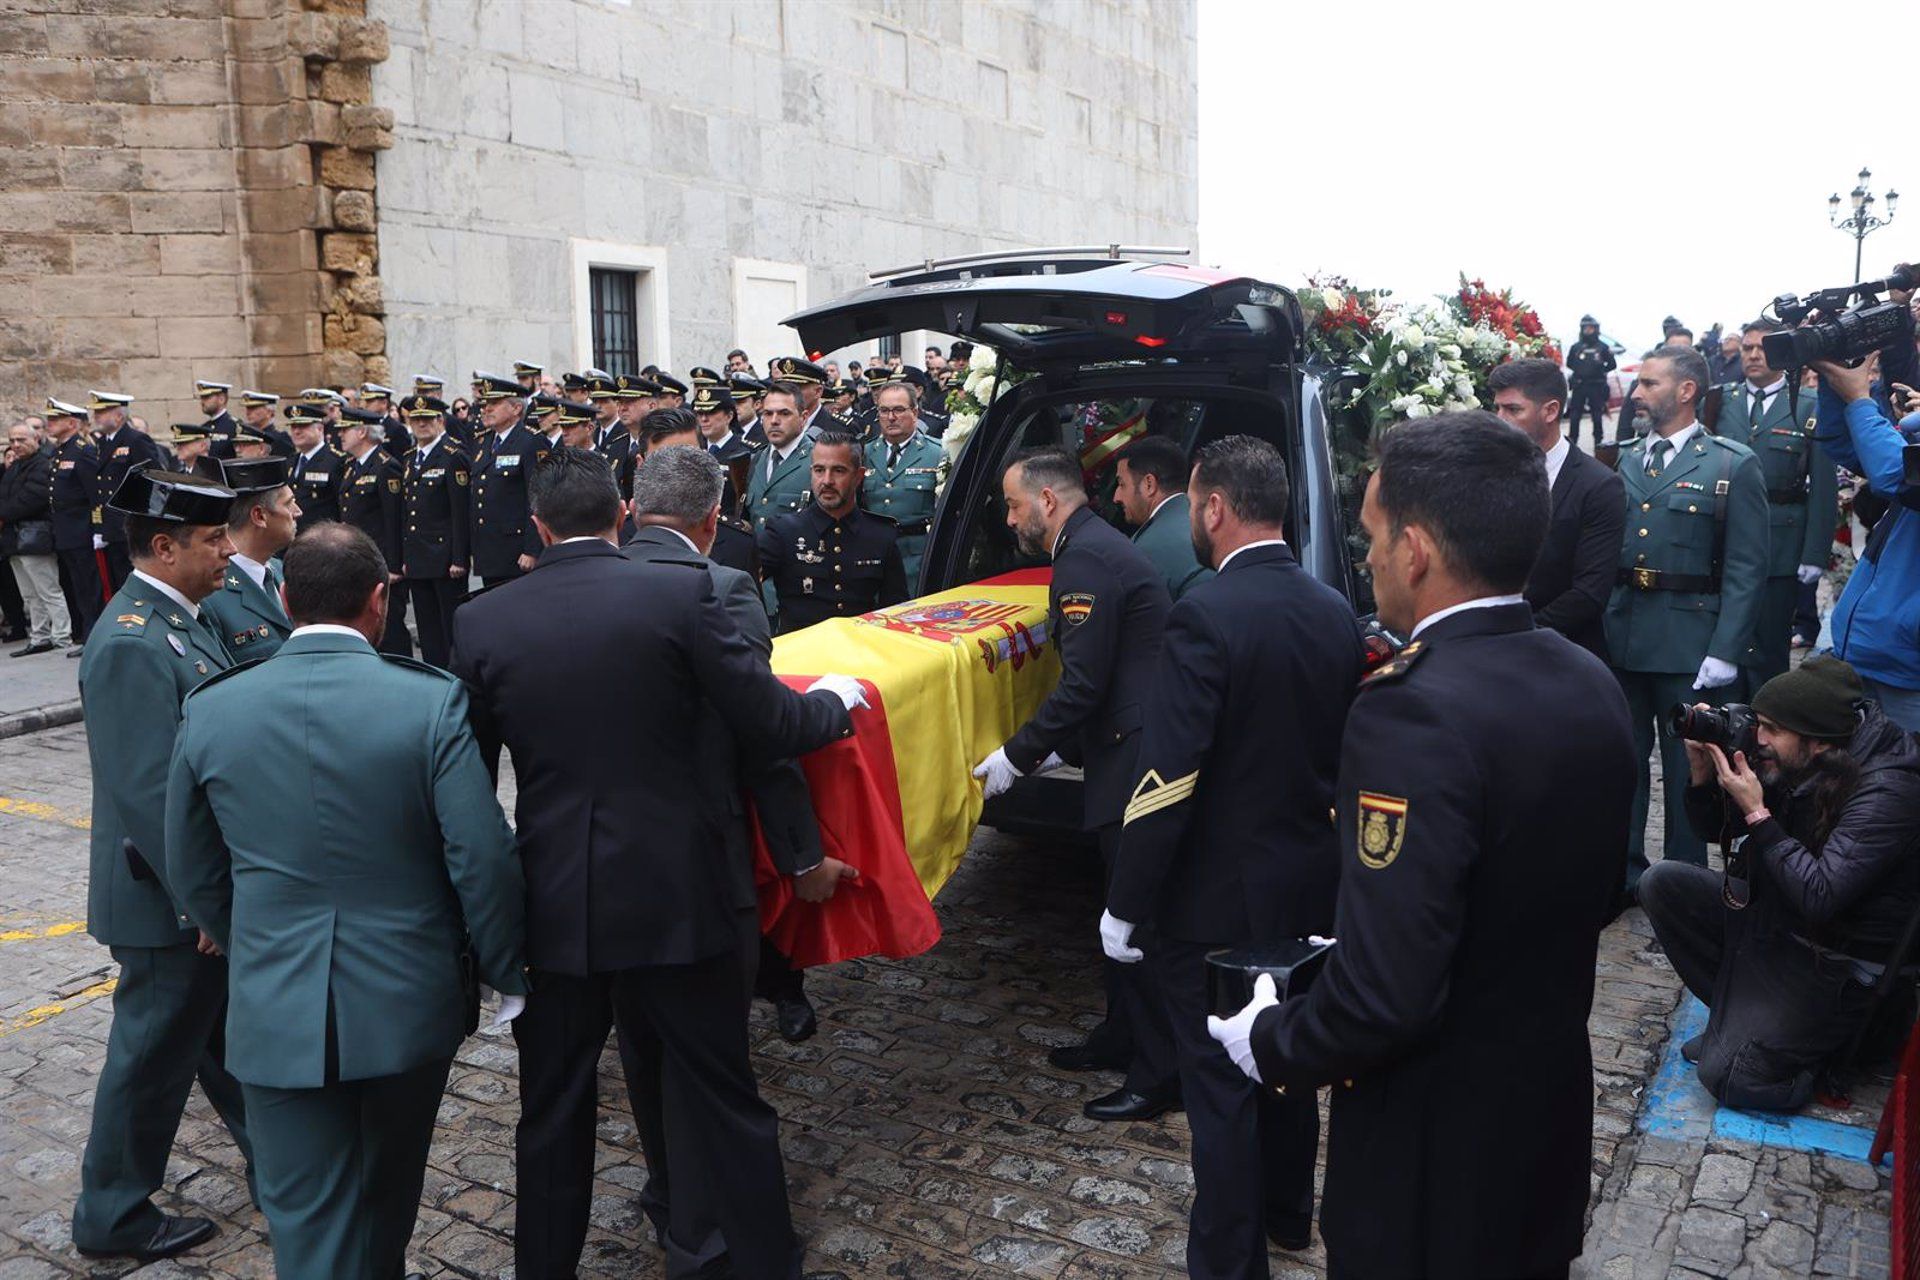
1135,335,1168,348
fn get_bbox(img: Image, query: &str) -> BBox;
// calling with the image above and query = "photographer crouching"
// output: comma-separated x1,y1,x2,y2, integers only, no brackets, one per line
1640,655,1920,1111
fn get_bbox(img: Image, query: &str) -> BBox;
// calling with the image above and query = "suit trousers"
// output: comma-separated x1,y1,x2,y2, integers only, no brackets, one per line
242,1057,451,1280
1085,824,1178,1095
400,576,465,668
1742,575,1798,692
1566,382,1607,445
1160,939,1317,1280
1617,669,1725,887
57,546,104,642
72,943,252,1250
10,553,71,645
516,941,797,1280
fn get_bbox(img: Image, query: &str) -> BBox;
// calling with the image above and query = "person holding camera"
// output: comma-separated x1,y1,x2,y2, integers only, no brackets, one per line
1639,656,1920,1110
1810,348,1920,732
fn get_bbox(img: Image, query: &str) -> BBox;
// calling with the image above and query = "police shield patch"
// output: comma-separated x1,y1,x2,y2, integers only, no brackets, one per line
1356,791,1407,869
1060,592,1095,626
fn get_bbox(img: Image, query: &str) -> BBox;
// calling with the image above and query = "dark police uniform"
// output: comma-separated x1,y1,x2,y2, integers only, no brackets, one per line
1108,542,1360,1279
397,406,470,668
469,422,545,583
757,502,908,633
1001,503,1177,1101
1248,602,1635,1280
46,403,104,644
290,444,346,530
202,408,239,461
340,444,411,656
91,398,163,591
1565,321,1616,446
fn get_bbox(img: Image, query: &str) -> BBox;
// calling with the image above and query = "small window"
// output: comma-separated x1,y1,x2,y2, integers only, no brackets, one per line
590,267,639,374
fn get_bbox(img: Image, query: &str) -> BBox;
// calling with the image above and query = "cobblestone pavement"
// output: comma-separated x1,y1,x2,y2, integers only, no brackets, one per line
0,722,1894,1278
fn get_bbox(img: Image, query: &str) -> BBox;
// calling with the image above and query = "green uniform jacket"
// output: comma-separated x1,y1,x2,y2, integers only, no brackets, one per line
1708,383,1838,578
1131,492,1213,601
744,436,815,534
1604,431,1771,674
79,578,232,947
859,431,945,587
163,630,528,1088
201,560,291,661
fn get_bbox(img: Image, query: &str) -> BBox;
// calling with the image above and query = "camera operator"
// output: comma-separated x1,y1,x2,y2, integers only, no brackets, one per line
1640,656,1920,1110
1809,335,1920,732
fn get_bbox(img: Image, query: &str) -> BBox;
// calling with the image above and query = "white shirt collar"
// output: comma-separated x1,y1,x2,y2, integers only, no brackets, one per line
1543,435,1571,490
416,433,442,459
1747,376,1787,399
300,444,324,463
229,551,268,591
1216,537,1287,572
351,443,379,464
657,526,701,553
558,535,606,545
709,430,737,451
288,623,369,643
130,568,199,620
1649,421,1700,458
1411,594,1527,640
1147,493,1180,524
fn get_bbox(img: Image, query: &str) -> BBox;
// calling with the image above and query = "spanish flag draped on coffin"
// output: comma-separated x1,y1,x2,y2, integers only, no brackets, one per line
751,569,1060,967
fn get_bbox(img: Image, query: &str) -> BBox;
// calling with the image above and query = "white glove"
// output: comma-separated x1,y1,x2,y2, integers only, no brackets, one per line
806,673,869,712
1207,972,1278,1084
91,534,105,550
1797,563,1823,585
971,746,1021,798
1692,656,1739,691
1099,909,1142,963
1033,752,1068,775
486,990,525,1029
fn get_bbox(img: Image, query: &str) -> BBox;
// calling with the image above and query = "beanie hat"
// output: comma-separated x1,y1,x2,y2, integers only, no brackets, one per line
1751,654,1866,741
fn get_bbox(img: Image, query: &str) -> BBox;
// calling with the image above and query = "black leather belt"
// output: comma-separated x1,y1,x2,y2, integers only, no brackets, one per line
896,519,931,535
1617,567,1719,593
1766,487,1807,505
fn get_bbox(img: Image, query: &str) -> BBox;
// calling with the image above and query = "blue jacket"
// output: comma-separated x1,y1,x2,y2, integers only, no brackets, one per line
1816,384,1920,691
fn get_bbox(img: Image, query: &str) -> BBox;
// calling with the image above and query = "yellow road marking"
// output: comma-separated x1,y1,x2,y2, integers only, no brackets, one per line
0,921,87,943
0,795,91,830
0,977,116,1038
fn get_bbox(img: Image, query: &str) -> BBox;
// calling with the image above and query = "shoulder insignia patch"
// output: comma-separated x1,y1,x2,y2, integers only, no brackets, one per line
1359,639,1426,688
1356,791,1408,869
454,469,469,485
115,612,146,627
1060,592,1095,626
388,477,401,493
378,653,460,681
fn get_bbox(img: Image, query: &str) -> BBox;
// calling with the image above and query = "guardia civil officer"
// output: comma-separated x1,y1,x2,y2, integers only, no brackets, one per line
44,398,104,652
165,523,527,1280
198,456,299,662
1707,320,1837,688
973,449,1179,1121
396,395,471,667
1606,345,1769,892
1209,412,1636,1280
859,380,947,588
743,382,816,534
338,406,411,655
72,465,252,1264
1107,437,1361,1275
758,433,908,633
286,403,346,529
468,371,544,584
1112,435,1213,600
90,390,162,590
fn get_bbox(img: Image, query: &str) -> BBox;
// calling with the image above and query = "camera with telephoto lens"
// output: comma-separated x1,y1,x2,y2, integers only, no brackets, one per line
1763,264,1917,370
1668,702,1760,759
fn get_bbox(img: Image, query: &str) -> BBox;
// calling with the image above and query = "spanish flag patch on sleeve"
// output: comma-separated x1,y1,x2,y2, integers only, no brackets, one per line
1356,791,1408,869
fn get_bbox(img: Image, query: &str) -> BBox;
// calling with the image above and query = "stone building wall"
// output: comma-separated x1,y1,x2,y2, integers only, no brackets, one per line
0,0,393,428
370,0,1199,377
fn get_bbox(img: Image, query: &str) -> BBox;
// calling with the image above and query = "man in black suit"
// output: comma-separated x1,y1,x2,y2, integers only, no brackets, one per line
450,448,867,1280
972,448,1179,1122
1492,358,1626,661
1210,414,1635,1280
89,391,163,590
1108,436,1362,1276
634,408,759,581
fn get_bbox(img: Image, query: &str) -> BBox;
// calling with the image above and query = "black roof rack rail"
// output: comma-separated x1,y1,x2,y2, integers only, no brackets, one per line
867,244,1191,283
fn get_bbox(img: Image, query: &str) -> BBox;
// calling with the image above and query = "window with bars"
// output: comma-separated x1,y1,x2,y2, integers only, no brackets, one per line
590,267,639,374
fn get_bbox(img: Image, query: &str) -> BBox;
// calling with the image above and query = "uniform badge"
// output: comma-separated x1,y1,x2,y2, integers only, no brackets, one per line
1060,592,1095,626
454,470,468,485
257,625,270,637
802,577,814,595
1356,791,1408,869
166,633,186,657
193,661,207,675
388,478,400,493
116,613,145,626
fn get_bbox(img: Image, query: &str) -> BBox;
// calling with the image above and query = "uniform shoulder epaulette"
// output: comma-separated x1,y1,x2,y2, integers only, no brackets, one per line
183,656,267,701
378,652,460,681
105,599,158,635
1358,638,1428,690
1703,432,1755,457
719,513,751,534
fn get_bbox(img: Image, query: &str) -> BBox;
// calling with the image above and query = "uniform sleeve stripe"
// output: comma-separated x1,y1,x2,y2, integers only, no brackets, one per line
1123,771,1198,825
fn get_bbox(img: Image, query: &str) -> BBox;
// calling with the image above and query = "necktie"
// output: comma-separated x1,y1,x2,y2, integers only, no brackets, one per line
1646,438,1672,476
1750,388,1767,431
888,443,902,469
263,565,287,621
196,611,229,662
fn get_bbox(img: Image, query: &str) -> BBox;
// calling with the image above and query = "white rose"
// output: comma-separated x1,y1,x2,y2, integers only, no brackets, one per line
1321,287,1343,311
1439,343,1462,360
1389,394,1422,412
1403,402,1433,419
1395,350,1409,367
974,376,996,403
969,345,998,373
1454,376,1475,398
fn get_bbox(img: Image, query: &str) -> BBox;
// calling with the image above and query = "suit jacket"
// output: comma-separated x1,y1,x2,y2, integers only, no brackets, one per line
1004,504,1171,828
1130,492,1212,601
290,445,346,530
1709,383,1839,577
449,538,852,974
469,423,547,579
49,433,101,551
340,446,404,569
625,526,823,896
202,560,291,661
1524,445,1626,661
1250,604,1635,1279
1108,544,1359,944
164,630,527,1088
79,578,232,947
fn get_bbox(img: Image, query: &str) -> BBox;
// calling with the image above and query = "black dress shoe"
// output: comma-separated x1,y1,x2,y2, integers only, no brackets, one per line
774,994,817,1042
76,1214,217,1261
1048,1041,1126,1073
10,640,54,657
1082,1085,1182,1122
1266,1214,1313,1251
1681,1034,1704,1065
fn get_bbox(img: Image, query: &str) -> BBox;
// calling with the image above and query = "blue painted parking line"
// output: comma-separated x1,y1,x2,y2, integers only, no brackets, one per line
1636,995,1886,1164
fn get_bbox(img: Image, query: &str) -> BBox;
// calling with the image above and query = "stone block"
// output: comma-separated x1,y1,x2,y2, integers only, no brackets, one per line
129,192,225,234
0,191,130,235
232,58,298,108
253,355,325,396
323,312,385,355
0,13,48,54
233,145,308,191
241,230,318,275
159,234,241,276
508,71,563,151
336,18,389,65
321,348,365,386
91,63,154,106
51,316,158,361
303,100,344,146
121,104,226,150
246,270,327,315
136,147,231,190
71,233,160,275
341,118,393,151
0,104,29,148
363,354,391,384
320,232,378,274
286,10,338,59
251,311,325,358
46,15,224,62
226,14,290,61
149,63,230,106
8,61,100,104
242,186,327,235
337,273,383,314
0,146,62,187
0,316,54,361
129,274,238,318
317,146,375,190
0,234,73,276
331,189,376,231
158,315,250,360
317,64,372,106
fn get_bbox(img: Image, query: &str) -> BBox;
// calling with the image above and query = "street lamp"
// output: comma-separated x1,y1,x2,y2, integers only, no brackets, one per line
1830,165,1898,283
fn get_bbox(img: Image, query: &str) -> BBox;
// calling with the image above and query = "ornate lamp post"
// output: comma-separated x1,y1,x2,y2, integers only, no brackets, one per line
1830,166,1898,283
